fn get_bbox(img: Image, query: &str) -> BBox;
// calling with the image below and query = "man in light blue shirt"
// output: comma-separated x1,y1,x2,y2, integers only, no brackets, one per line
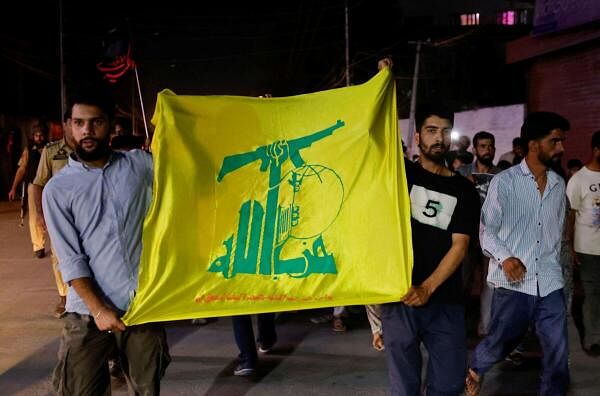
466,112,570,396
43,84,170,395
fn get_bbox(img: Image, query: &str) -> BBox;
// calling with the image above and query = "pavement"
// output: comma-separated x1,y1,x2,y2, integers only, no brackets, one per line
1,200,599,395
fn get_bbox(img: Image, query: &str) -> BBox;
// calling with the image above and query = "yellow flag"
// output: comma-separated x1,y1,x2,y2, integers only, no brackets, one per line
123,68,412,325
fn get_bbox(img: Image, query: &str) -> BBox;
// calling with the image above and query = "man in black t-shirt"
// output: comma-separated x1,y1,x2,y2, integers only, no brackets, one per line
382,106,480,396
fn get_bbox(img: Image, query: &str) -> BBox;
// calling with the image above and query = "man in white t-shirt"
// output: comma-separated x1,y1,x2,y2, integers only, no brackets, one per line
566,130,600,355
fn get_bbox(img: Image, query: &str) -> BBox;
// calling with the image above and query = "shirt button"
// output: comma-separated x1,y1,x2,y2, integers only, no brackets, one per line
538,222,541,226
537,241,540,243
535,258,538,261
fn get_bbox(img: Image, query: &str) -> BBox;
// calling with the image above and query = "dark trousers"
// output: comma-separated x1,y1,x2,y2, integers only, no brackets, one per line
381,302,467,396
232,313,277,367
471,288,569,395
577,253,600,349
53,313,171,396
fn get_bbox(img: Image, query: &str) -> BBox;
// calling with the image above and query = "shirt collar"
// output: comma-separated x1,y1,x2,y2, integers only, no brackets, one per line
519,158,560,189
519,158,533,176
68,151,119,171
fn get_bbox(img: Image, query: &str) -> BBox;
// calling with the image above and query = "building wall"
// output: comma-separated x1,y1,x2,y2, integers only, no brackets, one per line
398,0,534,25
527,42,600,163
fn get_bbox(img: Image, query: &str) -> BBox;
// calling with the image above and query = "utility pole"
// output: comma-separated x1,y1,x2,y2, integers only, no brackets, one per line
406,40,422,157
344,0,350,87
59,0,65,123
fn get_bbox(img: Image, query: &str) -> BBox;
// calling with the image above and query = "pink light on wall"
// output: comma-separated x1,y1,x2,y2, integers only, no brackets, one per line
502,10,516,25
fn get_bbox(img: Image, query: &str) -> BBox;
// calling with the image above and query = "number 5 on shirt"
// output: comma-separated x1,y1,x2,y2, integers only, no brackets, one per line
410,185,458,231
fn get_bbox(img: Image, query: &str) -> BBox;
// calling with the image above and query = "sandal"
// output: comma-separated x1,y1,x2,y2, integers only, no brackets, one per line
332,316,347,332
465,368,482,396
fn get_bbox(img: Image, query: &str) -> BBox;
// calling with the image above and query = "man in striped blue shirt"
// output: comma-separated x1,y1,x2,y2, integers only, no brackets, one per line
466,112,570,396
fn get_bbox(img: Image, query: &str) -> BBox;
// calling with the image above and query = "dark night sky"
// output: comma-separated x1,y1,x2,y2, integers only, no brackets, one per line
1,1,528,125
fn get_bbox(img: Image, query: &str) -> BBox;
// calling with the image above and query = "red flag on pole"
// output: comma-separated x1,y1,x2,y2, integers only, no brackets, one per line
96,37,135,83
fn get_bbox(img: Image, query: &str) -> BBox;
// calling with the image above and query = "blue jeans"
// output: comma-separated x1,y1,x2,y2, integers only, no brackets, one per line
471,288,569,395
232,313,276,367
381,303,467,396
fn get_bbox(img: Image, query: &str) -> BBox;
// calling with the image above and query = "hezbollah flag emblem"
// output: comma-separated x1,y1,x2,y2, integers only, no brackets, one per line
123,68,413,325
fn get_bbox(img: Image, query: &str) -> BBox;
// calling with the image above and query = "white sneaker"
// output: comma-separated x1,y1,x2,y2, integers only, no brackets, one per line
310,313,333,324
233,364,256,376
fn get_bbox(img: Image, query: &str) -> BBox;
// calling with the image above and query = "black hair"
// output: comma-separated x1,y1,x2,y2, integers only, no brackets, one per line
567,158,583,169
114,116,133,136
512,137,523,147
415,104,454,132
110,135,144,151
473,131,495,147
520,112,570,153
455,152,472,164
497,160,512,170
592,130,600,149
66,83,115,121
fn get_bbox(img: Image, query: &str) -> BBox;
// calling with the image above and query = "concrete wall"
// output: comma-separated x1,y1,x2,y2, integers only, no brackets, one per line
400,103,526,163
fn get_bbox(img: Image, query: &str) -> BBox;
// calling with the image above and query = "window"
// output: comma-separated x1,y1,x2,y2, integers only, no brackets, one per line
501,10,516,25
460,13,480,26
498,9,530,25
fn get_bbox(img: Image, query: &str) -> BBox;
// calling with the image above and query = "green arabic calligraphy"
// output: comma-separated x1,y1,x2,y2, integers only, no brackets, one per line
209,120,345,279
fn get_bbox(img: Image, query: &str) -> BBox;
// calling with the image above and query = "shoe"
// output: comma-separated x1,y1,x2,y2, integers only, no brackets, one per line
589,344,600,356
258,342,274,354
310,313,333,324
332,316,346,332
505,351,524,366
108,359,125,380
54,296,66,318
34,249,45,259
233,364,256,376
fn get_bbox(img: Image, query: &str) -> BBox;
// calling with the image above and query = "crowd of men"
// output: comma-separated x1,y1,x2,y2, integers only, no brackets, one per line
4,61,600,395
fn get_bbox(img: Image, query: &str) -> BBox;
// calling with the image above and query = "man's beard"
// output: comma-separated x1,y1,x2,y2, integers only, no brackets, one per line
539,151,562,167
420,142,447,163
477,155,494,166
75,137,110,162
